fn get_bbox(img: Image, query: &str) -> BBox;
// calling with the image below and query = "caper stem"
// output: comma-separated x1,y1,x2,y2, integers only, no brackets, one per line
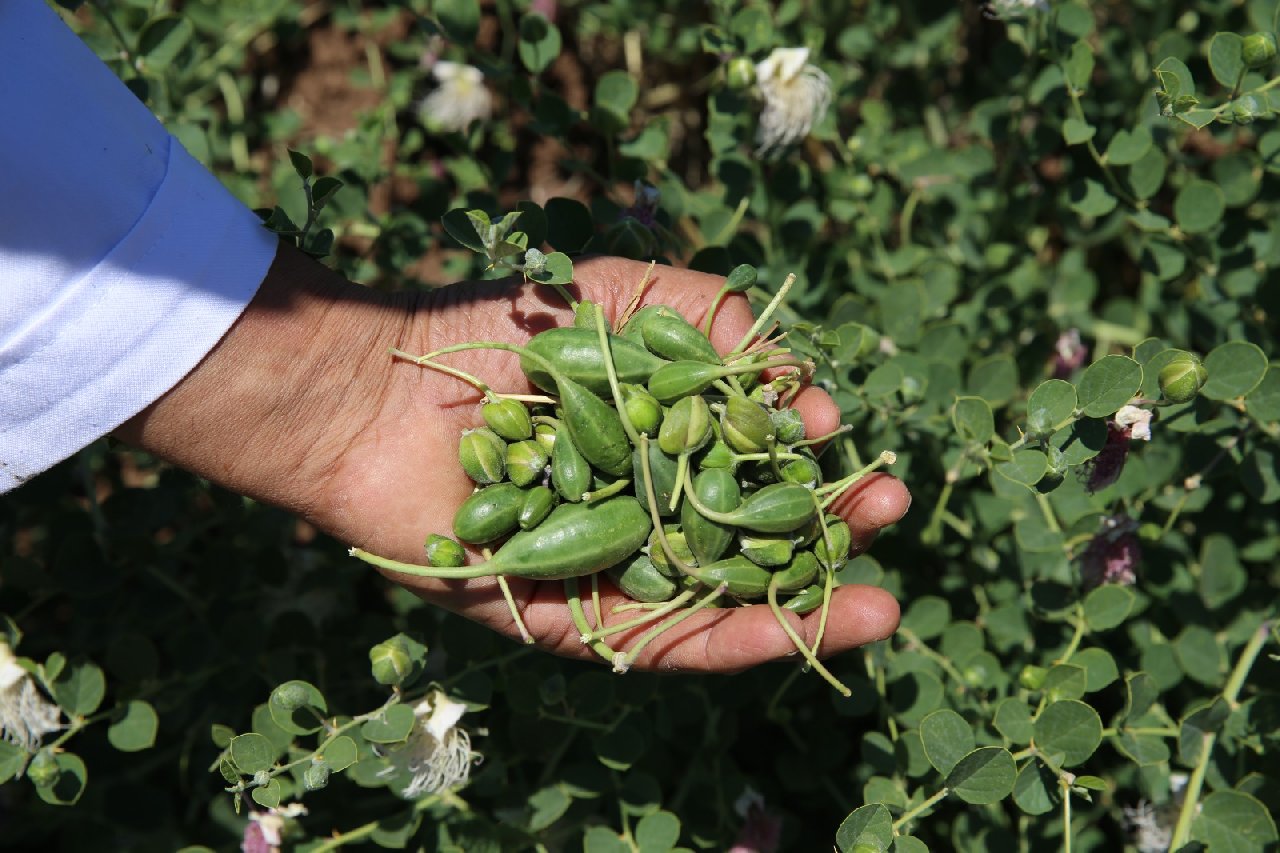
350,547,498,579
564,578,617,664
728,273,795,358
613,582,728,673
583,478,632,503
495,574,533,645
680,468,740,526
581,588,698,641
593,303,645,448
390,347,495,401
638,436,697,574
816,451,897,509
766,575,852,697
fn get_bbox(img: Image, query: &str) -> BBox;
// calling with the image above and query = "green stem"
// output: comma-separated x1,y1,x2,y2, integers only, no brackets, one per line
1169,618,1273,849
728,274,795,357
613,582,727,673
349,547,498,579
1056,608,1087,664
639,435,695,574
581,589,698,641
817,451,898,509
593,303,643,449
495,575,533,644
892,787,949,831
1036,492,1062,534
564,578,617,664
899,628,969,686
1062,778,1073,853
583,478,632,503
766,575,852,696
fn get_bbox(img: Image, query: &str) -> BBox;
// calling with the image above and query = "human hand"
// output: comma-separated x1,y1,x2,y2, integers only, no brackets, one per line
119,246,910,672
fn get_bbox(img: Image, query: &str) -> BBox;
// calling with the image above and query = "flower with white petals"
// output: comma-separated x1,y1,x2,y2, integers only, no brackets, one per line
243,804,308,853
1123,800,1174,853
753,47,832,155
0,641,61,754
987,0,1050,18
377,690,478,799
1114,405,1152,441
418,61,493,133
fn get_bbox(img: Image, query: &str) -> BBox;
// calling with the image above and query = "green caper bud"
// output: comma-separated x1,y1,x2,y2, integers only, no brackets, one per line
770,408,807,445
1243,32,1278,69
573,299,601,329
424,534,466,567
620,384,663,436
459,428,507,485
724,263,758,293
26,749,59,787
518,485,557,530
1019,665,1047,690
725,57,756,90
506,440,549,488
814,517,852,571
698,438,737,471
272,682,310,711
781,456,822,488
722,396,773,454
1159,358,1208,403
533,422,557,455
648,525,695,573
369,640,413,686
658,395,713,455
304,759,331,791
739,533,795,567
481,398,533,440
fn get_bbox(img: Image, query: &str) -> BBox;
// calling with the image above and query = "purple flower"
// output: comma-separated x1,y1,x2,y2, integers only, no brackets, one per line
619,181,660,228
730,788,781,853
1080,515,1140,588
1052,329,1087,379
1083,423,1130,492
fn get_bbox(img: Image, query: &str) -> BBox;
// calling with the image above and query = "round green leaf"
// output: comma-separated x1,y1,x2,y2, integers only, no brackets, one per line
894,837,930,853
1076,355,1142,417
269,679,328,736
251,778,281,809
1026,379,1077,435
34,752,87,806
1063,118,1096,145
107,700,158,752
1175,180,1226,234
1245,366,1280,423
583,826,631,853
1069,648,1119,692
944,747,1016,804
361,704,417,744
1202,341,1268,400
229,733,274,775
967,355,1018,407
1175,625,1227,686
545,197,594,252
1198,533,1247,609
1115,731,1171,766
1105,126,1153,166
1051,416,1108,465
900,596,951,641
1041,663,1087,702
528,786,571,832
1033,700,1103,767
0,742,26,785
1083,583,1135,631
138,15,194,66
1128,147,1167,199
890,671,944,727
1012,759,1059,815
595,70,638,118
1122,672,1159,722
1069,178,1117,217
921,709,975,776
52,662,105,717
953,397,994,444
997,449,1048,486
1191,790,1278,849
435,0,480,43
635,810,680,852
1208,32,1247,87
321,735,358,773
518,14,561,74
994,699,1034,745
836,803,893,852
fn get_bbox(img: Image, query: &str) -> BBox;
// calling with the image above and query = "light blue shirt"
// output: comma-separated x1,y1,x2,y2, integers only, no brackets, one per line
0,0,278,492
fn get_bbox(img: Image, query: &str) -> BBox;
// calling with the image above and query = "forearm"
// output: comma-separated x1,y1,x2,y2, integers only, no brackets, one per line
114,243,411,516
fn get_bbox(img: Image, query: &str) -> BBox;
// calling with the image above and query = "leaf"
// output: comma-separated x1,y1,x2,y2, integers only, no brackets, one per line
1069,648,1119,692
1202,342,1268,400
1026,379,1077,435
251,779,281,809
944,747,1016,805
967,355,1018,406
1175,625,1227,686
894,838,930,853
952,397,994,444
229,733,274,775
52,661,105,716
593,723,644,771
994,699,1034,744
1191,790,1278,848
442,208,487,253
361,704,416,743
996,449,1048,486
268,679,328,736
1063,118,1096,145
107,700,158,752
1180,698,1230,765
835,803,894,852
1245,364,1280,422
1175,180,1226,234
34,752,87,806
890,671,944,727
0,742,25,785
1012,759,1059,815
528,251,574,286
1041,664,1087,702
138,15,194,66
900,596,951,641
1154,57,1195,104
1063,41,1094,91
1068,178,1117,217
1122,673,1160,722
921,709,975,776
1115,730,1171,766
287,149,313,179
1105,126,1153,166
321,736,358,773
1128,148,1168,199
595,70,639,118
583,826,631,853
1208,32,1247,87
1083,583,1135,631
528,786,571,832
545,197,594,252
1198,533,1248,609
635,810,681,852
518,14,561,74
1033,700,1103,767
435,0,480,43
1076,355,1142,417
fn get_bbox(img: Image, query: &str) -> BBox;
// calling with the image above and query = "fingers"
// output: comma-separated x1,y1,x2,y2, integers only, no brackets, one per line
828,472,912,555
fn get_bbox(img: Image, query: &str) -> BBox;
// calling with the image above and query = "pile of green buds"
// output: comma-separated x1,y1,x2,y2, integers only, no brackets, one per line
351,267,894,694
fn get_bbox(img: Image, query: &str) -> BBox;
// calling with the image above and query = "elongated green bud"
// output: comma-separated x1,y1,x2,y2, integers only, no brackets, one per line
506,440,549,488
658,395,713,455
459,428,507,485
814,516,852,570
649,361,723,403
697,438,737,471
724,264,757,293
518,485,557,529
620,384,663,435
424,534,466,567
739,532,794,567
722,396,773,453
648,526,695,574
482,398,533,440
773,551,819,592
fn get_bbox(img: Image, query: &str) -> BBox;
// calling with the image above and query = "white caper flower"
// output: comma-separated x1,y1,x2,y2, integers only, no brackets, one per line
1122,800,1174,853
1114,404,1153,442
418,61,493,133
377,690,478,799
753,47,832,155
986,0,1049,18
0,641,62,753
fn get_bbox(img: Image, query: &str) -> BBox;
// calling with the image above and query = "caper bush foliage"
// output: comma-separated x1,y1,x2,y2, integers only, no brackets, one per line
3,0,1280,850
